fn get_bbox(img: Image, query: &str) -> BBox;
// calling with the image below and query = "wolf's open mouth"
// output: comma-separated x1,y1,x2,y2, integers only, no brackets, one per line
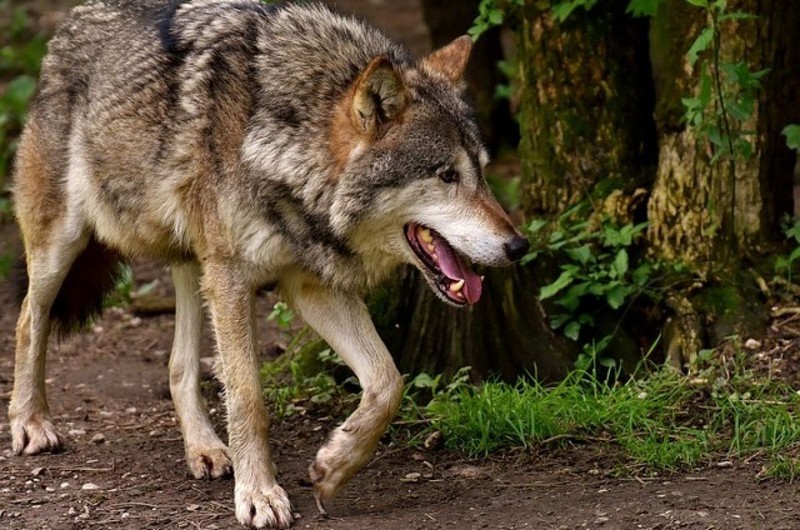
404,223,483,305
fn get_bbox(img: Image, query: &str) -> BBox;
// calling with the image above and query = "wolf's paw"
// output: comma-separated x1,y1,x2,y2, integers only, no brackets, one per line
234,483,293,529
187,444,232,479
11,416,64,456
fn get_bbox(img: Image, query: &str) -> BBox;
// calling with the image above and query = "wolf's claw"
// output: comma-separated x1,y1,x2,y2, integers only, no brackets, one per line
11,416,64,456
234,483,293,529
314,491,328,517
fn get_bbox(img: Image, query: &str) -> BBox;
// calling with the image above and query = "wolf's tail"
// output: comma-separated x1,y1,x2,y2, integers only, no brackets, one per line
13,237,126,336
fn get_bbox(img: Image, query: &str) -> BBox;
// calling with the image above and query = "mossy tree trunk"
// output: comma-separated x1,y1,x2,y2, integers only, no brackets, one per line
647,1,800,366
371,2,657,381
517,1,657,216
647,0,800,265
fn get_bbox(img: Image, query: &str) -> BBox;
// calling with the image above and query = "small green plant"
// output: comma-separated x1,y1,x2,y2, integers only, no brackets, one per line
103,265,135,308
469,0,523,40
775,217,800,283
783,124,800,153
260,345,355,419
552,0,663,22
679,0,767,248
399,367,472,421
267,301,295,331
523,203,655,344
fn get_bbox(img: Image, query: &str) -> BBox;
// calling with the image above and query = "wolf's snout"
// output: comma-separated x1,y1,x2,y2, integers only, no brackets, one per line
503,236,530,262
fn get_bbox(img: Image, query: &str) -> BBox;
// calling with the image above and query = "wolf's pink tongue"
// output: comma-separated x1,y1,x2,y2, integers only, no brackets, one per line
432,236,483,304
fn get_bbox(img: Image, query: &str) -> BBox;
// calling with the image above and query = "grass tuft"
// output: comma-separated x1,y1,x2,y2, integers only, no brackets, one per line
422,368,800,475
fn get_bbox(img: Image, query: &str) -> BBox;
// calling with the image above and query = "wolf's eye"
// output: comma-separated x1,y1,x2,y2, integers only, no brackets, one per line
438,168,460,184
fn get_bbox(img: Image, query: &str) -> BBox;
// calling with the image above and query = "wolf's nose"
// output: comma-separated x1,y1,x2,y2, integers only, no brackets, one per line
504,236,530,262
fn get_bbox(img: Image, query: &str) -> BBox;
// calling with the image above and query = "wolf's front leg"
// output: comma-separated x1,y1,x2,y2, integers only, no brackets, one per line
202,265,292,529
283,276,404,512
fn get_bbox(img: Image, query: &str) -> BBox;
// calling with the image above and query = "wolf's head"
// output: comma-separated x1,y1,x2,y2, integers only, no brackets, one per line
330,37,529,306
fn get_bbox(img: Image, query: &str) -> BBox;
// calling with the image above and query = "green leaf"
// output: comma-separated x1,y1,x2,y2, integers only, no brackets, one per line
549,313,572,329
549,230,565,244
687,27,714,66
1,75,36,117
599,356,618,368
611,249,629,278
684,0,709,6
557,282,591,312
519,251,539,266
488,8,504,25
626,0,662,17
699,63,712,108
736,137,754,160
632,263,652,286
525,218,547,236
565,244,593,265
551,0,598,22
564,321,582,341
606,284,629,310
539,270,575,301
783,124,800,151
411,373,437,389
707,125,724,148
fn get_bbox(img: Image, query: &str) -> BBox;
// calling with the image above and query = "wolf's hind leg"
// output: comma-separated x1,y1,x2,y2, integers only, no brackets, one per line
10,231,89,455
282,276,404,511
169,262,232,479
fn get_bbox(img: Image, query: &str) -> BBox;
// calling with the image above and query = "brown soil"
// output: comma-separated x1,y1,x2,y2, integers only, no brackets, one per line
3,1,800,529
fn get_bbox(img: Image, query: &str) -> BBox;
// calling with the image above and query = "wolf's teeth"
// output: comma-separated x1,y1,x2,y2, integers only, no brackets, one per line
449,279,465,293
480,275,485,282
419,227,433,243
426,243,435,254
432,254,439,263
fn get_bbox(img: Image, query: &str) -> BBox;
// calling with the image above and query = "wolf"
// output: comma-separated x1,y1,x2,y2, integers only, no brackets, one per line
8,0,530,527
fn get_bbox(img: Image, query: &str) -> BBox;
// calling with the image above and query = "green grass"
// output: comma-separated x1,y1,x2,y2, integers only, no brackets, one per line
422,369,800,477
260,333,800,480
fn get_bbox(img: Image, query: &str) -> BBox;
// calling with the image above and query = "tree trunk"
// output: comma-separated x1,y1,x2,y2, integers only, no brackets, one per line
647,0,800,264
517,1,657,216
372,264,577,383
647,1,800,367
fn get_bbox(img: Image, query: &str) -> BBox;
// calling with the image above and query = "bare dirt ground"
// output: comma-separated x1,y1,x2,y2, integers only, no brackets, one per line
3,1,800,529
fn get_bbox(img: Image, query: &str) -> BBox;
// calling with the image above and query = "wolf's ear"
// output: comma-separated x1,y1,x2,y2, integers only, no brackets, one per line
421,35,472,82
351,56,408,137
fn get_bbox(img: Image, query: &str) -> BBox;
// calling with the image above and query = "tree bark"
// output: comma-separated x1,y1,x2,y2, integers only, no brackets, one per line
372,264,577,383
517,0,657,216
647,0,800,265
647,1,799,368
